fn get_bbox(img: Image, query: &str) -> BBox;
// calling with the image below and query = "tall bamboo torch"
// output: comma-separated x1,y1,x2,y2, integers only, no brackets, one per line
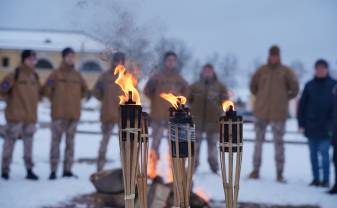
219,100,243,208
114,64,142,208
160,93,195,208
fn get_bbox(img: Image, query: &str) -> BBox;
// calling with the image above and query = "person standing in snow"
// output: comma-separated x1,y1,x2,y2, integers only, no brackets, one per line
329,83,337,194
298,59,336,188
249,45,299,182
43,47,89,180
189,64,228,173
1,50,40,180
92,52,124,171
143,51,188,176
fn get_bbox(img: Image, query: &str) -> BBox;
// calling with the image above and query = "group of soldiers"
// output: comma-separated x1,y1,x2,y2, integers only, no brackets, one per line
1,48,89,180
0,45,336,195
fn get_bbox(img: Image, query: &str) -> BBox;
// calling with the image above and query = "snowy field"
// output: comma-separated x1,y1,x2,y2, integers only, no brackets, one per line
0,99,337,208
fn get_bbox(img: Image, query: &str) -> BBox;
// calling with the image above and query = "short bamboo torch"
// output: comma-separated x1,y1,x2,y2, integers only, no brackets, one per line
160,93,195,208
219,100,243,208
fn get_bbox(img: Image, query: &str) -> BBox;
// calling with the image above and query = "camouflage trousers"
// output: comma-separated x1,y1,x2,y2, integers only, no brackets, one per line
1,122,36,173
194,130,218,173
50,119,78,172
97,122,117,171
252,119,285,173
150,120,167,158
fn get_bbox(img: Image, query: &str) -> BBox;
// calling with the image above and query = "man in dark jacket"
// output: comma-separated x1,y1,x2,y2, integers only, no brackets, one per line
298,59,336,187
328,83,337,194
189,64,228,173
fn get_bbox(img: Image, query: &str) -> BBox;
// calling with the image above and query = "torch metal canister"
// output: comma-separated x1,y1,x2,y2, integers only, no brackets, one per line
168,105,195,208
219,105,243,208
137,112,149,208
119,93,142,208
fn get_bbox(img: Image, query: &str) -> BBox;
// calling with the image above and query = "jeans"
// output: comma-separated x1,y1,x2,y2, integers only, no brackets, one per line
308,138,331,183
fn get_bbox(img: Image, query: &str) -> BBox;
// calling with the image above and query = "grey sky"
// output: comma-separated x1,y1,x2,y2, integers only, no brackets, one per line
1,0,336,69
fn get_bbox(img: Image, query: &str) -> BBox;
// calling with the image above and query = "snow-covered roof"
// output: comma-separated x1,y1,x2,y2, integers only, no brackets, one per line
0,28,106,53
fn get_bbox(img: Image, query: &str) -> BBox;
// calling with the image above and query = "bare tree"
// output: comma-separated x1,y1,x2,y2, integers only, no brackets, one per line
71,0,162,72
290,60,307,85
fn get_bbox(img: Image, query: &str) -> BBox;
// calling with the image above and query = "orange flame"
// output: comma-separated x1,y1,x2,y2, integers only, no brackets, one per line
160,93,187,109
148,149,158,179
165,152,173,183
222,100,235,112
195,187,209,202
114,64,141,105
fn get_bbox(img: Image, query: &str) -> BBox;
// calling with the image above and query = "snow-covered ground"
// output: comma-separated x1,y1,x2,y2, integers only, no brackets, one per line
0,99,336,208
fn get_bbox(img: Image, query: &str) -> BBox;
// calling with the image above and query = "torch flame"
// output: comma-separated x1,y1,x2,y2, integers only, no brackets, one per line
222,100,235,112
114,64,141,105
148,149,158,179
160,93,187,109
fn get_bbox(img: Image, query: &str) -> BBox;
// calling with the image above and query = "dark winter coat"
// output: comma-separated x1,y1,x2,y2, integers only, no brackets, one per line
189,77,228,133
92,68,123,124
333,84,337,145
1,65,41,123
144,68,188,121
42,62,89,121
250,63,299,121
298,76,337,139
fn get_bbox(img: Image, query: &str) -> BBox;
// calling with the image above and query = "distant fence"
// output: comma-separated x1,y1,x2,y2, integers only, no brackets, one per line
0,121,308,145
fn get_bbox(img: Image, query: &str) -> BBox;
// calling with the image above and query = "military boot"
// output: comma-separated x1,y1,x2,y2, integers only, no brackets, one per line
248,169,259,179
26,169,39,180
1,170,9,180
276,171,286,183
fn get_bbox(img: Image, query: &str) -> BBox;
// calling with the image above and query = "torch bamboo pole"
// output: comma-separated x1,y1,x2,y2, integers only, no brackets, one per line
185,125,194,207
168,124,179,208
234,122,242,208
228,120,234,208
137,114,148,208
220,120,229,208
120,111,141,208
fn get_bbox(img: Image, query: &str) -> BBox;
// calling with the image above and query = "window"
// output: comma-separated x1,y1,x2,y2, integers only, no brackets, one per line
81,61,102,72
2,57,9,67
36,59,53,70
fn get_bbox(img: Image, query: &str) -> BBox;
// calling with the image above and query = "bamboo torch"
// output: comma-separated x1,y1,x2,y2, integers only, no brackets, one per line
219,100,243,208
137,112,149,208
160,93,195,208
114,64,142,208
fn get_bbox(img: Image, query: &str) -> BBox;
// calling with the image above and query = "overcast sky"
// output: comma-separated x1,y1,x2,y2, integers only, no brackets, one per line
1,0,336,69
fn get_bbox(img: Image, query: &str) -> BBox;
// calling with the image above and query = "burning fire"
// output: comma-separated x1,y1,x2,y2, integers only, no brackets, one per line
160,93,187,109
114,64,141,105
165,152,173,183
194,187,209,202
148,149,158,179
222,100,235,112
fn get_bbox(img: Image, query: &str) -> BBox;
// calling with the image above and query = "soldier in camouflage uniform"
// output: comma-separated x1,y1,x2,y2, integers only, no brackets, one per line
43,48,89,180
1,50,40,180
189,64,228,173
92,52,124,171
249,46,299,182
144,52,188,175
